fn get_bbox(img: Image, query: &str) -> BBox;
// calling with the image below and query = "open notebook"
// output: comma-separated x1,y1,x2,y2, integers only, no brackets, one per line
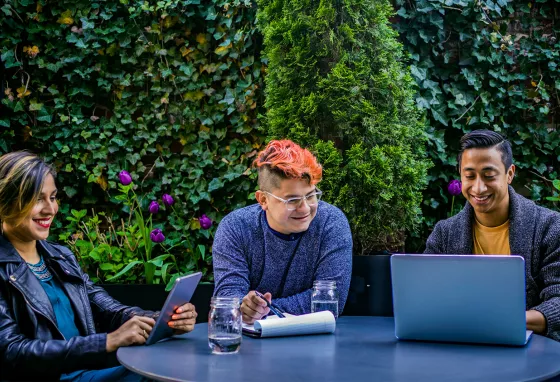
242,311,336,338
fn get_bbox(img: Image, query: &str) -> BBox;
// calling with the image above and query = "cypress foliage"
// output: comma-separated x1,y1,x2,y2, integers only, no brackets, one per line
257,0,431,254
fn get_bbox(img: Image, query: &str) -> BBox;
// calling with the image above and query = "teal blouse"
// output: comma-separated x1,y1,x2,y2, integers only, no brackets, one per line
27,256,80,340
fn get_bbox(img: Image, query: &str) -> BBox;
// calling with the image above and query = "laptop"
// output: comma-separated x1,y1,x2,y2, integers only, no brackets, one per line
390,254,532,346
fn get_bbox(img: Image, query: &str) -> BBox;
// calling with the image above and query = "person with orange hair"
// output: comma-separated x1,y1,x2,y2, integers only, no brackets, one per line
212,140,352,323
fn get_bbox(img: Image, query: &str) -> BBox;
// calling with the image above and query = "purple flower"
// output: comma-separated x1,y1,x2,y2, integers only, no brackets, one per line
118,170,132,186
199,214,212,230
162,194,174,207
447,180,462,196
150,228,165,243
149,201,160,214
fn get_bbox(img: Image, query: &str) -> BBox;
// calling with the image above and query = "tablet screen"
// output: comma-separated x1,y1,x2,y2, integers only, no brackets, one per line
145,272,202,345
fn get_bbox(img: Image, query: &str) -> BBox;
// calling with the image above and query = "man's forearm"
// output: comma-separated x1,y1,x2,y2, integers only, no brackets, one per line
274,289,314,315
526,309,546,334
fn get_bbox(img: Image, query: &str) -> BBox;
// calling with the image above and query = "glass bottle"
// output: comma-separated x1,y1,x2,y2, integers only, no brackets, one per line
208,297,242,354
311,280,339,318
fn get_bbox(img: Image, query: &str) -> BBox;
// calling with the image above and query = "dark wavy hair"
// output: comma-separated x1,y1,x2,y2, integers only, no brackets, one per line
458,130,513,171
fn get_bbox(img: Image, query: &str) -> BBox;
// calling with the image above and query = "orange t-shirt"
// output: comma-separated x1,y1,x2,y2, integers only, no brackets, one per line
473,218,511,255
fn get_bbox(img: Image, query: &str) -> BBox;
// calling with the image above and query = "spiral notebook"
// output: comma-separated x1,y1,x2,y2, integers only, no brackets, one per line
242,311,336,338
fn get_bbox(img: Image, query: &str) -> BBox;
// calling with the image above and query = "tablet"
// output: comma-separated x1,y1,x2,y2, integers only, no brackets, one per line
145,272,202,345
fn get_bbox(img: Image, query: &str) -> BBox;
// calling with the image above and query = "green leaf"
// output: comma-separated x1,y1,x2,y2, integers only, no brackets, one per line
13,102,24,112
220,88,235,105
197,244,206,260
208,178,224,192
410,65,427,81
431,108,448,126
64,186,78,198
72,209,87,219
1,5,12,15
106,260,143,281
165,274,180,291
148,254,172,267
161,262,172,283
100,263,114,271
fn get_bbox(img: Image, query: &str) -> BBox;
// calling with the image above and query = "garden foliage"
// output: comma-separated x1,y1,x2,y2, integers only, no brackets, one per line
0,0,264,281
395,0,560,248
257,0,431,254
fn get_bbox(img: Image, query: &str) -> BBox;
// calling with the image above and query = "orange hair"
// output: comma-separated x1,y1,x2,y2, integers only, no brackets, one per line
254,140,322,186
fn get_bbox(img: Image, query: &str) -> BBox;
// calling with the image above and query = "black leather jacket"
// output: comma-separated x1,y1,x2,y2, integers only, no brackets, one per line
0,235,150,381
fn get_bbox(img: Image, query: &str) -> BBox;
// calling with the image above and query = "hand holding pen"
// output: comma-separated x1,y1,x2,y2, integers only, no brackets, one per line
241,290,285,324
254,291,286,318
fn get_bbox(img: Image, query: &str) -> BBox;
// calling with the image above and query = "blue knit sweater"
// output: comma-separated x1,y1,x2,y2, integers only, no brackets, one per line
212,201,353,315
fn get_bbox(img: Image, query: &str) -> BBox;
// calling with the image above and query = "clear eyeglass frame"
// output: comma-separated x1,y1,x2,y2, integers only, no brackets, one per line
264,188,323,211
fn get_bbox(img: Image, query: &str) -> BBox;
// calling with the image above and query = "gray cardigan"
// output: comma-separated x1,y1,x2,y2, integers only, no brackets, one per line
425,186,560,340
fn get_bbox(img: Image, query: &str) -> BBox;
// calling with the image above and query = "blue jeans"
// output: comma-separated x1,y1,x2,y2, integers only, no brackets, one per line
60,366,149,381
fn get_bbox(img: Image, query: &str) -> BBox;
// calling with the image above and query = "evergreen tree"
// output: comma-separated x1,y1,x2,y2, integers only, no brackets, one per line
257,0,431,254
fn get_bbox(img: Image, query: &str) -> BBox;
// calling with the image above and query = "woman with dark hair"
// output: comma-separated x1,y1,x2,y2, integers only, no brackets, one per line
0,151,198,381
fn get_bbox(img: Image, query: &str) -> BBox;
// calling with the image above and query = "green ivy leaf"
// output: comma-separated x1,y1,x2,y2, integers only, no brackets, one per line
207,178,224,192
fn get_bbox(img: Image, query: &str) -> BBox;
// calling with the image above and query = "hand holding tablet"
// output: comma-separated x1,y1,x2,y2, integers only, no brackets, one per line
145,272,203,345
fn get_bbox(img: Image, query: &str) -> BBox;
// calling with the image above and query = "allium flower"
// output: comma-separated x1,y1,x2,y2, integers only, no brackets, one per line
149,201,160,214
447,180,462,196
162,194,174,207
199,214,212,230
118,170,132,186
150,228,165,243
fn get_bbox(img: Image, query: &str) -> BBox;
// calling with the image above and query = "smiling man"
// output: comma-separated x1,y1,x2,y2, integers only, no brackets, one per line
425,130,560,340
212,140,352,323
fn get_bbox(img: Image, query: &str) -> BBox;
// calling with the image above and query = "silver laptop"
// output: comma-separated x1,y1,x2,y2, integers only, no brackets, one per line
391,254,532,346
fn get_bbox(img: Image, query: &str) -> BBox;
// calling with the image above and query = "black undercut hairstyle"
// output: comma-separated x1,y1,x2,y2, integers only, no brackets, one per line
457,130,513,171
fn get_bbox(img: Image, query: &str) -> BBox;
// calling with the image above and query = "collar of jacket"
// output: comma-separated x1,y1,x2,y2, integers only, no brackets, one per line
0,235,82,277
0,234,64,262
455,185,536,256
0,235,89,335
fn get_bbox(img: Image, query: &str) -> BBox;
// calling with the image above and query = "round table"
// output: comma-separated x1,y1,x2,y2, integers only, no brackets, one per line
117,316,560,382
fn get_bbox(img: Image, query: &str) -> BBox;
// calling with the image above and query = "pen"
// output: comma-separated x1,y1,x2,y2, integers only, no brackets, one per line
254,291,286,318
272,303,286,314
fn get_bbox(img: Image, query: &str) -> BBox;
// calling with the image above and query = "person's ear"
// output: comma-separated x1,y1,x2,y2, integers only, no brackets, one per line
255,190,268,211
507,164,516,184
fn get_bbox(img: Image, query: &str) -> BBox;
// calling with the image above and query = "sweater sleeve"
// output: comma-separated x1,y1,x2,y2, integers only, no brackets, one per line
274,208,353,315
212,215,250,300
530,215,560,340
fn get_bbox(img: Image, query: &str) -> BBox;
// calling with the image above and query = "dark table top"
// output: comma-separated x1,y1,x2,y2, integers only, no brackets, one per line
117,316,560,382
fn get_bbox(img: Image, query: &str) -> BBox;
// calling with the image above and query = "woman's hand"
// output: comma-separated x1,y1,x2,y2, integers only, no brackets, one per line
106,316,155,352
168,303,197,334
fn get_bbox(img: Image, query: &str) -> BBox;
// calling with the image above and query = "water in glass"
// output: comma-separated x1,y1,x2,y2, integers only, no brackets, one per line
208,297,242,354
311,280,339,318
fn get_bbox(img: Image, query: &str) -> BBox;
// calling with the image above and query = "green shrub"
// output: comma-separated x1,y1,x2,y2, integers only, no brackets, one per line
257,0,431,254
395,0,560,249
0,0,265,280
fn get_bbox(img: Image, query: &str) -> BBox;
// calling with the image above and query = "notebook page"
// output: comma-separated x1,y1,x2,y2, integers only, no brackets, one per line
242,314,293,334
254,311,336,338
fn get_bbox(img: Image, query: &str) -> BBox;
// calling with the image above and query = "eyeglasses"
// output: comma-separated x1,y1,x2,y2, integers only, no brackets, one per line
263,189,323,211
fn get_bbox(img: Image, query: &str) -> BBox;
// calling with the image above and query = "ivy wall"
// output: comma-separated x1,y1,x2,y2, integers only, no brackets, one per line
1,0,264,282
